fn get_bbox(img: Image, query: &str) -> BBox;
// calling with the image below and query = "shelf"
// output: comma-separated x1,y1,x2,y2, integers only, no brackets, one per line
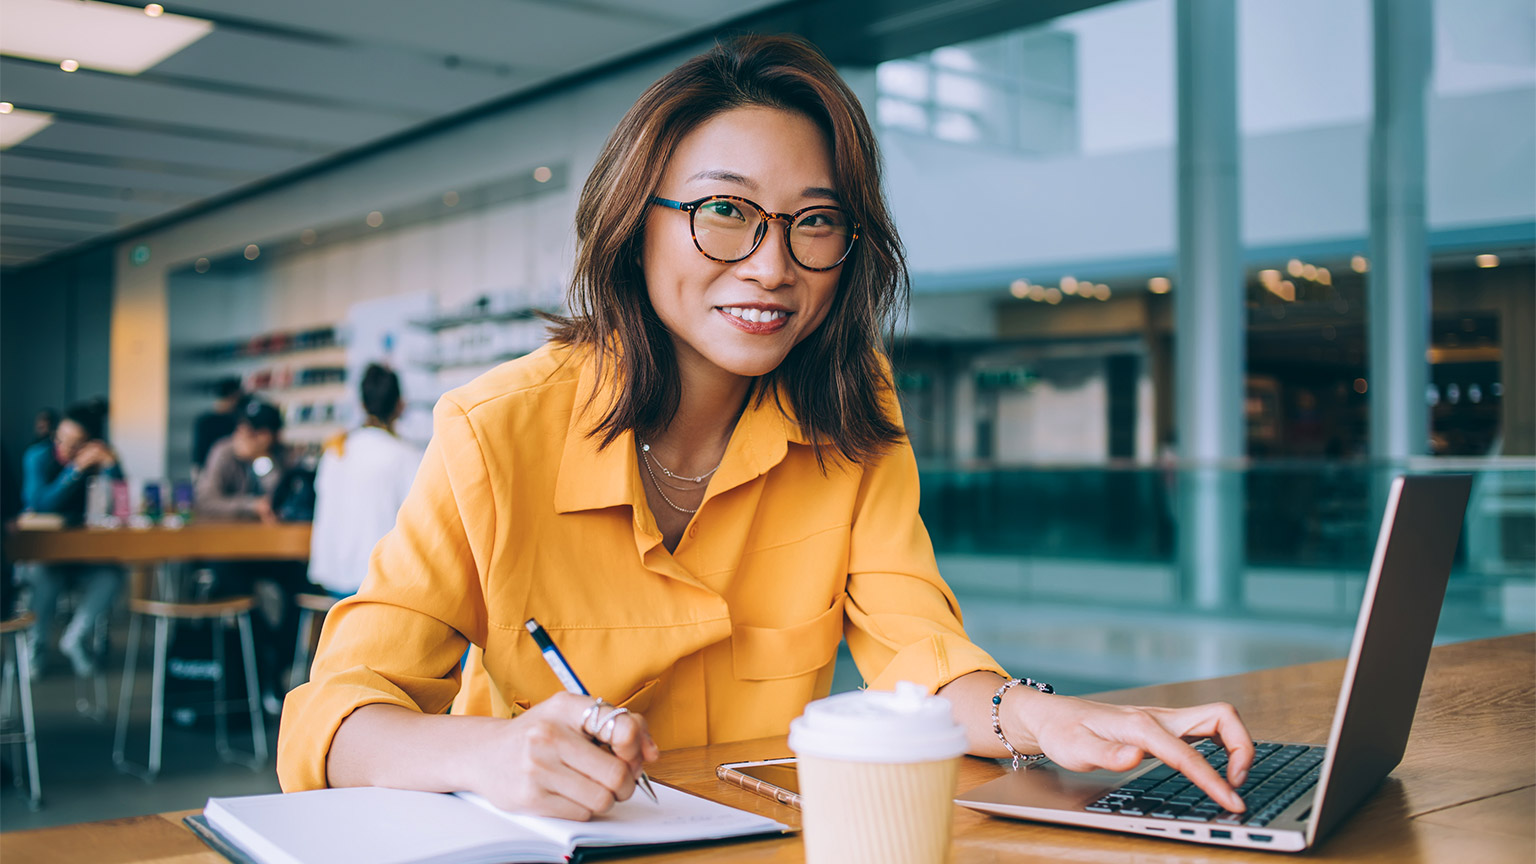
181,344,347,365
409,306,558,332
414,351,528,372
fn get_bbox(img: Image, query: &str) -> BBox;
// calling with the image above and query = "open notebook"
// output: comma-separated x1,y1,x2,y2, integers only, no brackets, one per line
193,782,789,864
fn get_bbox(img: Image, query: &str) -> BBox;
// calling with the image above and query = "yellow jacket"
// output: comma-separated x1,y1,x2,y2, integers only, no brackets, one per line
277,343,1004,791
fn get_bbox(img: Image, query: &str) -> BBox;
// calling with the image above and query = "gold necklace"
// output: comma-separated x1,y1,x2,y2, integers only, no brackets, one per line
640,450,701,514
639,442,721,483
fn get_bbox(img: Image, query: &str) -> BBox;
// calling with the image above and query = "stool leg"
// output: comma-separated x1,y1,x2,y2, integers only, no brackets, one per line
113,613,142,770
14,633,41,808
288,608,313,692
238,613,268,766
147,616,168,779
212,615,230,758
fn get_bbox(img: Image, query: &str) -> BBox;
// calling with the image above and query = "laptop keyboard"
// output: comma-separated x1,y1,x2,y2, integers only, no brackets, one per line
1084,740,1325,828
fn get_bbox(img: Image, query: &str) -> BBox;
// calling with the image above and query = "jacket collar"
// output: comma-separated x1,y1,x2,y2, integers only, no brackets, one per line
552,348,810,519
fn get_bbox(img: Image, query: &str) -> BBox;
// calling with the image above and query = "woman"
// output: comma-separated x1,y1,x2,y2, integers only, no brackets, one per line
307,364,423,598
279,35,1253,821
20,398,124,677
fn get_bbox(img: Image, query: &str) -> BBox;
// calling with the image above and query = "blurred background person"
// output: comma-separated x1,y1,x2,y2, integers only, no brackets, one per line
19,399,124,677
191,377,245,475
194,398,284,523
192,397,309,714
308,364,422,599
32,408,58,447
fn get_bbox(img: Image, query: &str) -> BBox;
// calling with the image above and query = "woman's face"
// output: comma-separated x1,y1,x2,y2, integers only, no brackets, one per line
53,419,88,463
643,106,845,382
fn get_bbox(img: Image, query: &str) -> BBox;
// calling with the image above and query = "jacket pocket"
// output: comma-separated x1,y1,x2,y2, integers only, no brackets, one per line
731,595,846,681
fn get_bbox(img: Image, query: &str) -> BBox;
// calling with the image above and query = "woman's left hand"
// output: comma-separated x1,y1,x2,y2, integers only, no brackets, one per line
1008,690,1254,813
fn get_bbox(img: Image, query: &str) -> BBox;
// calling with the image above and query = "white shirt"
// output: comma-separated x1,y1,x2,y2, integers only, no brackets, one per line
308,426,423,594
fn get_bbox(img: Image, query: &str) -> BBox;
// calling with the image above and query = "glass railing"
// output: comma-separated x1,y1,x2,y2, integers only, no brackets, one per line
889,460,1535,694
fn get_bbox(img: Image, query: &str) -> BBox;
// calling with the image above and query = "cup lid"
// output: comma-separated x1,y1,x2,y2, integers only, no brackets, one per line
788,681,968,763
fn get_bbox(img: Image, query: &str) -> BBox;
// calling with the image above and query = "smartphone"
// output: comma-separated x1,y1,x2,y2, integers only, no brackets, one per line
716,757,800,809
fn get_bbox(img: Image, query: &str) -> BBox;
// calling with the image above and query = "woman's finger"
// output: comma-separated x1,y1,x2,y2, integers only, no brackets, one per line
1121,720,1246,813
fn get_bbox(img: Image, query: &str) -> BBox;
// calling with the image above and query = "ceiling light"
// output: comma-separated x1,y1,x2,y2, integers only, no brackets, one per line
1350,255,1368,273
442,190,459,207
366,211,384,228
1095,284,1112,300
1009,279,1028,299
1,0,213,76
1286,259,1304,277
144,3,164,16
1317,267,1332,286
1258,269,1280,285
194,257,210,273
1148,276,1171,294
533,166,553,183
1475,253,1499,268
299,228,317,245
1044,287,1062,304
0,105,54,149
244,244,259,260
0,102,12,114
1059,275,1078,294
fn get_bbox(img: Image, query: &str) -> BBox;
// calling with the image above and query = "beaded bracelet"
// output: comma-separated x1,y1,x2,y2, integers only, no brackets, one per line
991,677,1055,770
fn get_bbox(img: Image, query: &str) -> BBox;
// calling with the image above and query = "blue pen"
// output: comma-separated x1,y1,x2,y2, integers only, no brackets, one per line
525,618,659,804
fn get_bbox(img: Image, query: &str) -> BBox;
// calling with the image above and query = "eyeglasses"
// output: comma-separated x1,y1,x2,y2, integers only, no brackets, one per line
651,195,858,272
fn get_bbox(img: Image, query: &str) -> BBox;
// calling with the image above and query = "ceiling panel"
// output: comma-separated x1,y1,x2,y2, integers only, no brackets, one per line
151,29,530,114
156,0,680,68
0,0,796,269
0,184,183,217
0,154,243,198
1,59,408,145
21,121,314,174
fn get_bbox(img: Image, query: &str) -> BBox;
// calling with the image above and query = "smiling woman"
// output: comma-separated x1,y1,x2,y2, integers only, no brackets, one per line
277,34,1256,827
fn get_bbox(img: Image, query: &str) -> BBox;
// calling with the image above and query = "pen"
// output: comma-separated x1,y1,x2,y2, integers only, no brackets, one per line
525,618,659,804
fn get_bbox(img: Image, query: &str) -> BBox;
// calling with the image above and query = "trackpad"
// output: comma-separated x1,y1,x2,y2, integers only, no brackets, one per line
958,761,1151,811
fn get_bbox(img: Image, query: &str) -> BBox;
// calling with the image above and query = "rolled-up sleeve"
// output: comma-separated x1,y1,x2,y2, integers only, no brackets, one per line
276,397,497,791
843,428,1007,694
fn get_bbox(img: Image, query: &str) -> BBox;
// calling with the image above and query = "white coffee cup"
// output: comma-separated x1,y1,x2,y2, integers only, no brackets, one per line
789,681,968,864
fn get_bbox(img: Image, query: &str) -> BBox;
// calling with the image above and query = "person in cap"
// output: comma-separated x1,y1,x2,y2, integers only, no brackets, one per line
195,398,286,522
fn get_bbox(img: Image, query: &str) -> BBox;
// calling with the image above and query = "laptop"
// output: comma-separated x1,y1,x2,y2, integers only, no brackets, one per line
955,473,1472,853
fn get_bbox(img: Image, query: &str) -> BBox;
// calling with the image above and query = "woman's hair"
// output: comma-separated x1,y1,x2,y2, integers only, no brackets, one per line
548,33,907,466
360,363,402,423
63,398,108,441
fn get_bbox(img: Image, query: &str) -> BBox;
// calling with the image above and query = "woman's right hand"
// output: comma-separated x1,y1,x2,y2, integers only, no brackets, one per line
459,693,659,820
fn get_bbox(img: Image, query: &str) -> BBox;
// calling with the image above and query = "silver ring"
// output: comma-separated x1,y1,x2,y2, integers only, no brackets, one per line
595,706,631,743
580,698,610,737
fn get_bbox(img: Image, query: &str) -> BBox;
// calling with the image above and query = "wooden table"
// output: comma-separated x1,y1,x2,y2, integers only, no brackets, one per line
3,633,1530,863
5,523,312,565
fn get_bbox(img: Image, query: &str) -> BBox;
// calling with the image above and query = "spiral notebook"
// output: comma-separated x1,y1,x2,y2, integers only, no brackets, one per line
192,781,789,864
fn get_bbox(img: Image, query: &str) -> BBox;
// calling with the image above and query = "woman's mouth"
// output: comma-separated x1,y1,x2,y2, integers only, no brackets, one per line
716,305,791,334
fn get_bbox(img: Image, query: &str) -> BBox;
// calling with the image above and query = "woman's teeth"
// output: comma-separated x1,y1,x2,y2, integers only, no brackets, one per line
721,307,786,323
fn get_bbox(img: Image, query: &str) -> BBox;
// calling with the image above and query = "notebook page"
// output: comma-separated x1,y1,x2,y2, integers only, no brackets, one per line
456,782,787,848
206,787,566,864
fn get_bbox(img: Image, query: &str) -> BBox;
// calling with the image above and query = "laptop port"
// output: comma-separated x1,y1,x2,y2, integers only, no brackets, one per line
1249,833,1273,842
1210,829,1232,839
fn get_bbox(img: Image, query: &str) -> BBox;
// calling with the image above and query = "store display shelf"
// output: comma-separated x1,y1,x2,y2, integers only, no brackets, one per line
415,351,529,372
409,305,559,331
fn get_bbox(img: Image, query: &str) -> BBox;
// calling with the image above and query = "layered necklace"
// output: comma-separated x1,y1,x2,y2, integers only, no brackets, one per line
638,441,722,514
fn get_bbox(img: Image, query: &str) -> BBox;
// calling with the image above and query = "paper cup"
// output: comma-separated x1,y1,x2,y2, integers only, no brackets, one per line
790,682,968,864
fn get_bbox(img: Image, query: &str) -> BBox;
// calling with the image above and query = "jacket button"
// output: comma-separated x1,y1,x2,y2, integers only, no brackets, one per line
688,524,698,538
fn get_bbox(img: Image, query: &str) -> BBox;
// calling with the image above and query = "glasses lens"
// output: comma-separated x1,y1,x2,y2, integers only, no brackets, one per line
790,208,853,269
692,197,761,261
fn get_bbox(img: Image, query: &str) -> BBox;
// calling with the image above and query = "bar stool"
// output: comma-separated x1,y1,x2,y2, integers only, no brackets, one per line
287,593,338,690
113,597,267,782
0,611,42,809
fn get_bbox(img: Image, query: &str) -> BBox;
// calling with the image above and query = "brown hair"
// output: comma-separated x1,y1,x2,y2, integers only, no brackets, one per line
548,33,907,466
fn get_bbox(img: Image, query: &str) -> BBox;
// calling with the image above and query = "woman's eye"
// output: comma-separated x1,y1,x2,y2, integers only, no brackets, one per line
702,201,745,221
